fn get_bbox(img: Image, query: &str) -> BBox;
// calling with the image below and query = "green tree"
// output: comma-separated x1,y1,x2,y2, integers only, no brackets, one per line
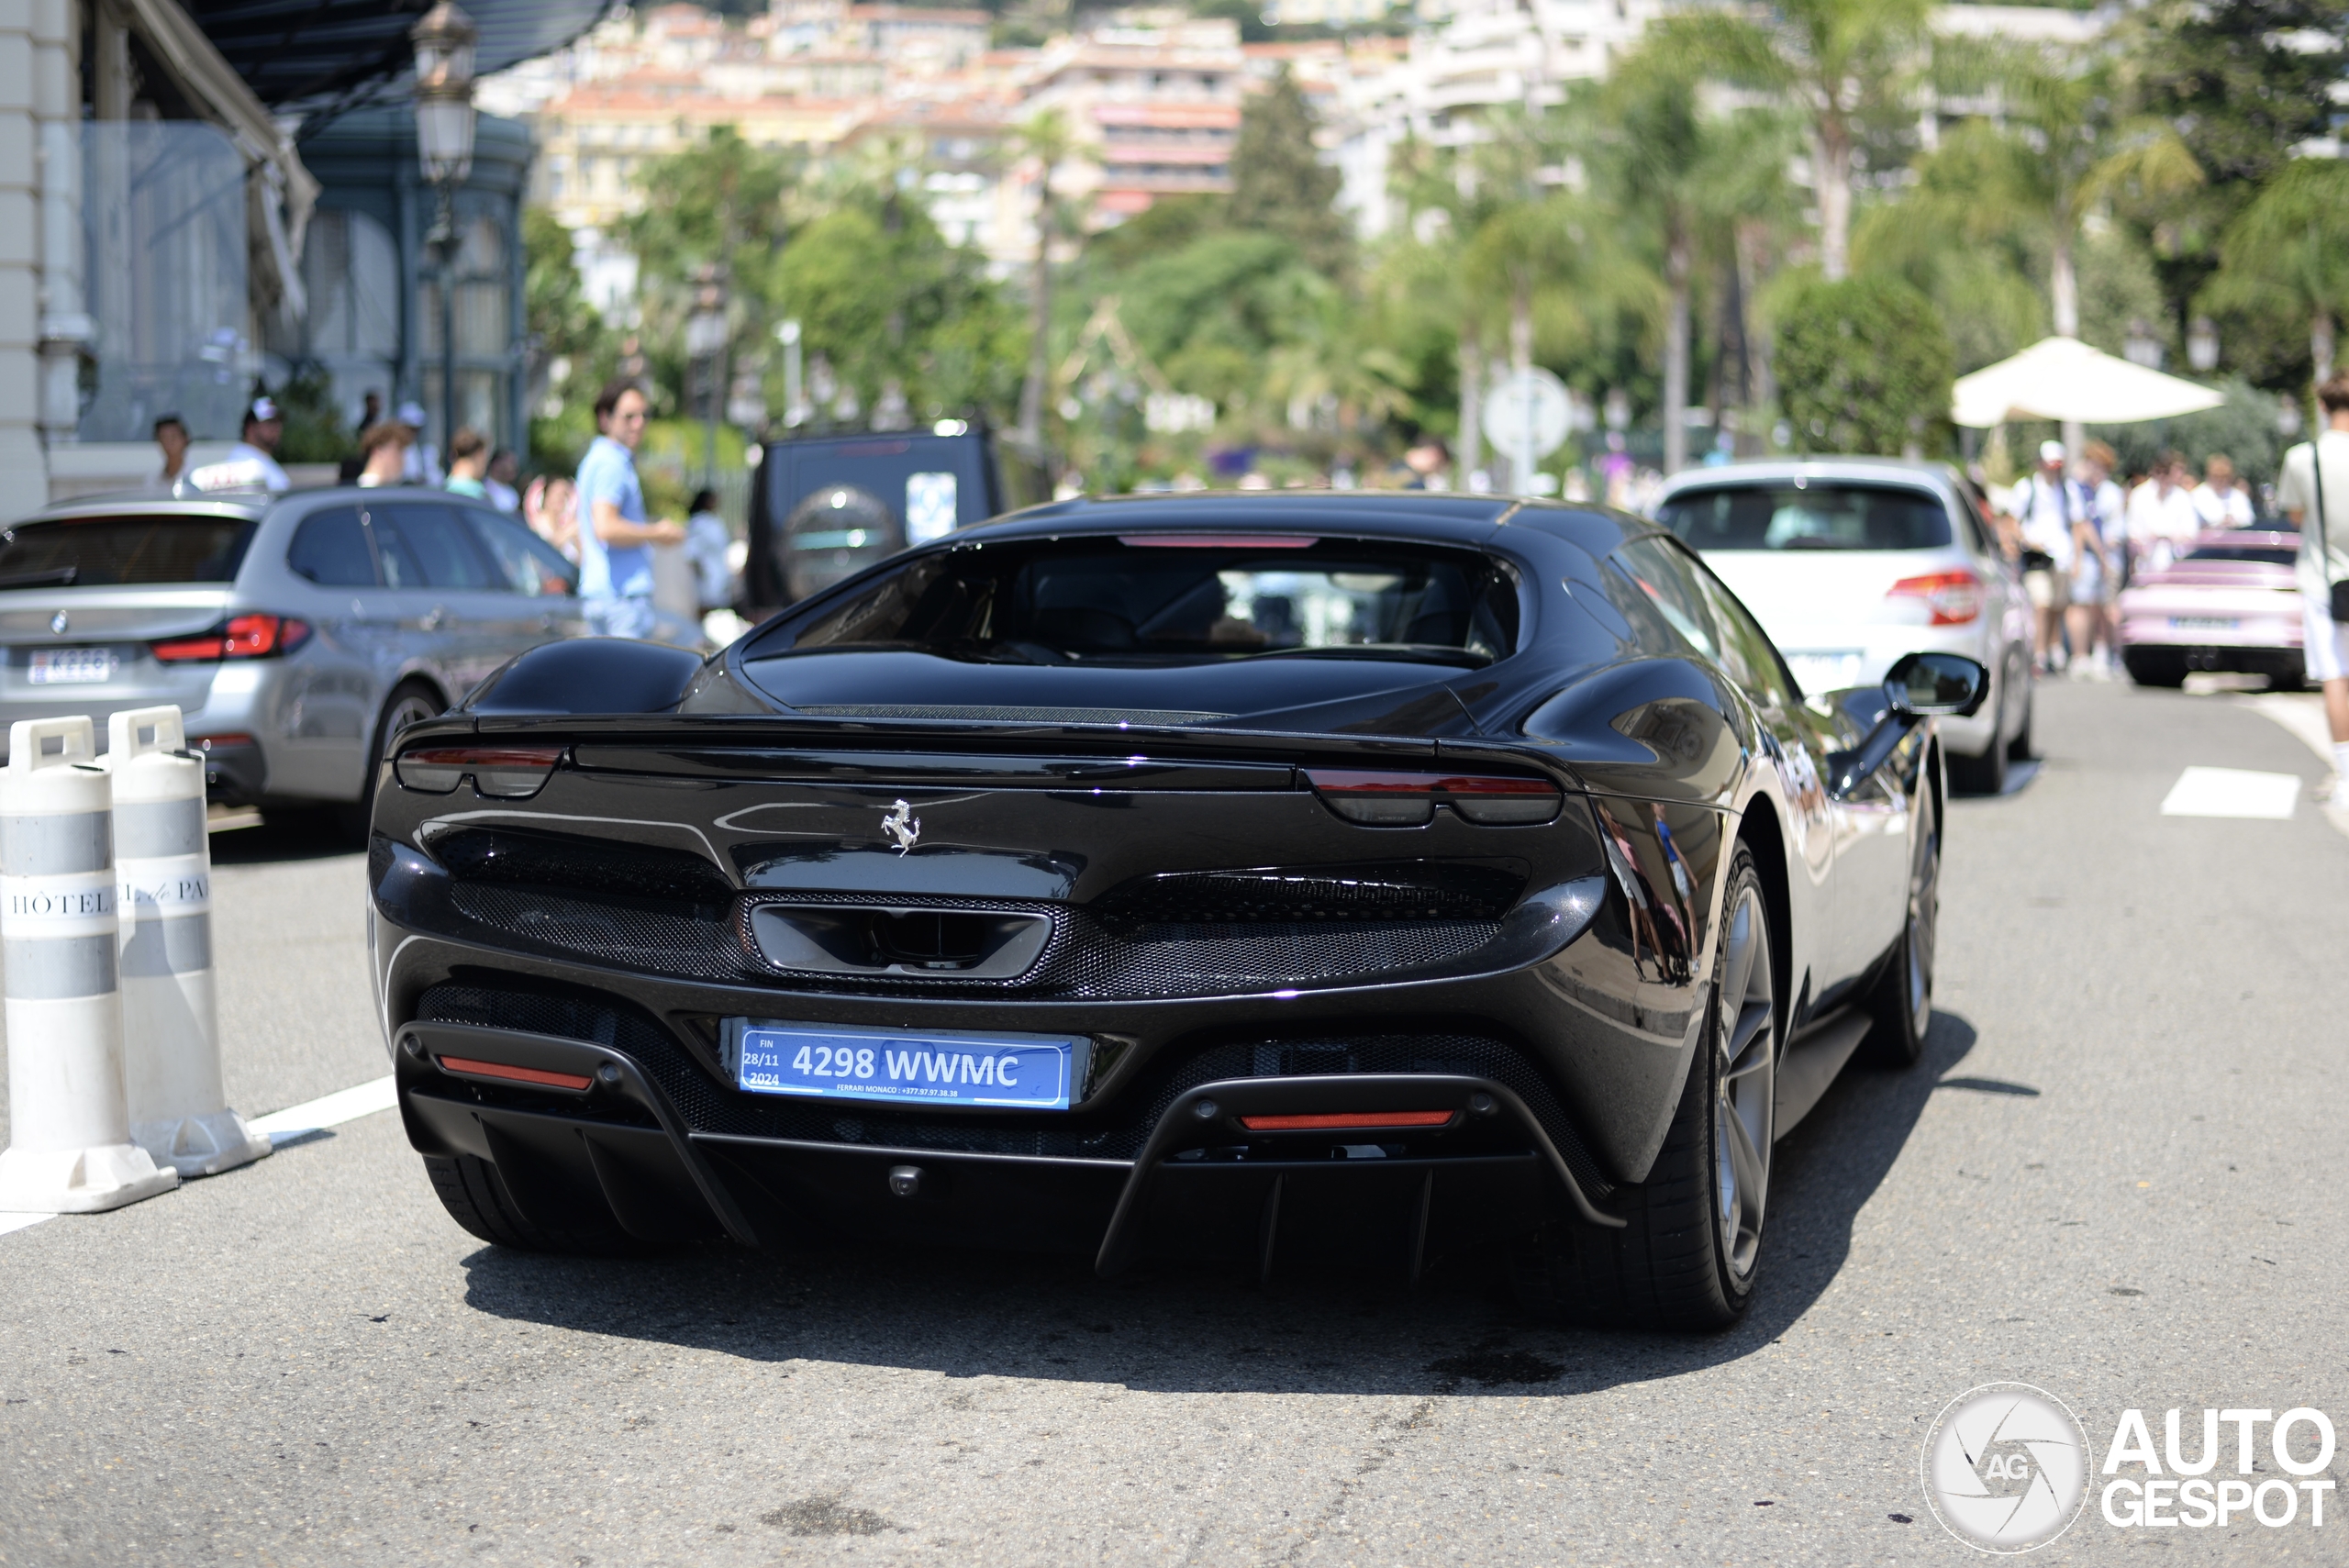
774,199,1023,425
1228,66,1351,277
522,205,609,470
1011,108,1075,459
1586,41,1798,471
620,126,796,417
1775,273,1954,455
2118,0,2347,347
2203,158,2349,399
1656,0,1937,281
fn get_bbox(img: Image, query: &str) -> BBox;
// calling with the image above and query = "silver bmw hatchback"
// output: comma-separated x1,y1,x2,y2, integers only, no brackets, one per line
0,486,584,810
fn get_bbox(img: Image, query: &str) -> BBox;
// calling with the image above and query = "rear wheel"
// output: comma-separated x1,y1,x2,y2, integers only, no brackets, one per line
423,1153,643,1255
1514,846,1776,1331
1863,782,1939,1067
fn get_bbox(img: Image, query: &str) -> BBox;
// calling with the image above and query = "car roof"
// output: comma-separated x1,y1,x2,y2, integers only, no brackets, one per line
958,489,1527,548
24,483,499,524
1653,457,1965,504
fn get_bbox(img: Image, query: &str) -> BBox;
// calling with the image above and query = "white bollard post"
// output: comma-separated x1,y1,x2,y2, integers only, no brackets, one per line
0,716,177,1212
108,706,268,1177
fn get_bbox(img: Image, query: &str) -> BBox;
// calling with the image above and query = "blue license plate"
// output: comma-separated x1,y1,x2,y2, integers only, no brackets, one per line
725,1020,1086,1110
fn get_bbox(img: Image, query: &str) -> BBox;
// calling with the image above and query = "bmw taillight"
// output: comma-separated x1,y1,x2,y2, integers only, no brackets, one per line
1305,769,1563,826
395,745,564,798
150,613,313,662
1886,571,1982,627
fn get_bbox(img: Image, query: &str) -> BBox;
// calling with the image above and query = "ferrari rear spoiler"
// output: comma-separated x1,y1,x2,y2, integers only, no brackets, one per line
413,712,1592,795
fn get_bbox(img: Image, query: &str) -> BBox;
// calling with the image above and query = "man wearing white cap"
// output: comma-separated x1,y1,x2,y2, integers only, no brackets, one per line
395,400,443,485
2013,439,2097,672
222,397,291,493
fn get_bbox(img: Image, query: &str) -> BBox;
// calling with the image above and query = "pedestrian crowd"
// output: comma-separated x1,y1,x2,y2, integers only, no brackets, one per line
1992,438,2274,681
142,377,742,648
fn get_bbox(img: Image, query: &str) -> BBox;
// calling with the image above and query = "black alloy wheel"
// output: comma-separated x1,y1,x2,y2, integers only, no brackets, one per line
1514,844,1777,1331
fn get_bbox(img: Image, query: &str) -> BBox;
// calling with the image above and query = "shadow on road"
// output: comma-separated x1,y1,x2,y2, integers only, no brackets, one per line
456,1011,1977,1398
208,808,365,866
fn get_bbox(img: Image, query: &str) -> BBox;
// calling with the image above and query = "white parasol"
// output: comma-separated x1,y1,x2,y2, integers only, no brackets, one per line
1951,336,2226,428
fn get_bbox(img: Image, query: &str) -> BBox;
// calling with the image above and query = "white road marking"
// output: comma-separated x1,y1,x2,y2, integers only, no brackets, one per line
0,1074,398,1240
2160,766,2301,819
246,1075,397,1143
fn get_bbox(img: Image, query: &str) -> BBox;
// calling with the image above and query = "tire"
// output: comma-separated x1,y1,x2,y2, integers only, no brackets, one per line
1946,684,2008,795
1862,779,1939,1068
340,680,445,836
422,1152,643,1255
2005,662,2035,762
1513,846,1776,1331
2123,648,2187,689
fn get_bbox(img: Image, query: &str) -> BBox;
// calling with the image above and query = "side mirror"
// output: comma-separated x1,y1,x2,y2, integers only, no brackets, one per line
1885,651,1987,717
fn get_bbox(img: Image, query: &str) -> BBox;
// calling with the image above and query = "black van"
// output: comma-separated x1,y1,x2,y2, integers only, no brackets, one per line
744,426,1037,615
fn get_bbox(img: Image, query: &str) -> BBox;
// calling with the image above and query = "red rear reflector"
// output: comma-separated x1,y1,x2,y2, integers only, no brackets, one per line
1240,1110,1456,1131
436,1054,594,1091
1117,535,1318,549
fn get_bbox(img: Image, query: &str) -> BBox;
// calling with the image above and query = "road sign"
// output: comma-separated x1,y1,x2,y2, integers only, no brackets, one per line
1482,367,1573,462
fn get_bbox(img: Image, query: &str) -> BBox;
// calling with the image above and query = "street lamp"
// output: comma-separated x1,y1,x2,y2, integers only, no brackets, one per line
2122,319,2164,370
685,262,729,485
2187,317,2220,375
775,318,804,428
412,0,477,461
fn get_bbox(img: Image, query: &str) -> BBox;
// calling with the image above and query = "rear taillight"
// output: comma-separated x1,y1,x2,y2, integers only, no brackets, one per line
151,613,313,662
395,745,564,798
1886,571,1982,627
1305,768,1563,826
1239,1110,1456,1131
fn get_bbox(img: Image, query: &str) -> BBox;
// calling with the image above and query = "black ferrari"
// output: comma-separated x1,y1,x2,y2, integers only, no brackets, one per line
369,494,1982,1329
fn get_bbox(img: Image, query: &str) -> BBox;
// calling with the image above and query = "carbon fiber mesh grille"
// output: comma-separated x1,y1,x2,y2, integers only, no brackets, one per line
410,980,1611,1199
434,883,1507,999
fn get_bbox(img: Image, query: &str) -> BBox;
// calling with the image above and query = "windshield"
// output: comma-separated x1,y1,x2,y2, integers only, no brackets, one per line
0,515,256,588
1657,484,1953,552
759,537,1519,666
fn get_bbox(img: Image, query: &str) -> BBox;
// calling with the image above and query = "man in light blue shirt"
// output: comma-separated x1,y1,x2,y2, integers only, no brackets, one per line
575,379,684,638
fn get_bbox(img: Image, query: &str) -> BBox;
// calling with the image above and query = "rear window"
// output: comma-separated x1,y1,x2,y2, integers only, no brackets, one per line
1657,484,1953,551
761,537,1520,666
2185,542,2297,567
0,515,256,588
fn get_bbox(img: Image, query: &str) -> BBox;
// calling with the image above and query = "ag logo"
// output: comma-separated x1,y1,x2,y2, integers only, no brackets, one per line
1922,1383,2089,1553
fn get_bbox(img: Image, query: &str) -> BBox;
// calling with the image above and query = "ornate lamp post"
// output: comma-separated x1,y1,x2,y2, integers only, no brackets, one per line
412,0,477,462
2187,317,2221,375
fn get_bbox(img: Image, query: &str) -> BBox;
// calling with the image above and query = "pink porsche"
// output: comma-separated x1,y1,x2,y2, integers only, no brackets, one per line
2117,530,2306,689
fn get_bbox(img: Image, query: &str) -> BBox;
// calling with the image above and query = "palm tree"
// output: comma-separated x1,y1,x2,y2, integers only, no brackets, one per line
1586,43,1800,472
2205,158,2349,398
1011,109,1074,460
1656,0,1935,283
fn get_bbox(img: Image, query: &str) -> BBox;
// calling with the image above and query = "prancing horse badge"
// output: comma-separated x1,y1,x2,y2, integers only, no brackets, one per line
882,799,920,854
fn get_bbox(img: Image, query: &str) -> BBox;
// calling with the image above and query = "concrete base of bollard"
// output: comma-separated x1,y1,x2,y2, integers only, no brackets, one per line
0,1140,179,1213
132,1108,272,1178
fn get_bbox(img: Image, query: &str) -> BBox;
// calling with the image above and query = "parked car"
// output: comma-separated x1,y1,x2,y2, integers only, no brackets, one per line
742,424,1041,616
372,493,1983,1330
0,487,582,810
2116,530,2305,689
1652,458,2032,793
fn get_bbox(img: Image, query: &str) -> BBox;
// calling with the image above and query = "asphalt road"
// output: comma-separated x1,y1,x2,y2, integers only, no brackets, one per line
3,680,2346,1566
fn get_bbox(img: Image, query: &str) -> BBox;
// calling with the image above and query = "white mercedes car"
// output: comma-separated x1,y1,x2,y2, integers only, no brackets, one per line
1652,458,2034,792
